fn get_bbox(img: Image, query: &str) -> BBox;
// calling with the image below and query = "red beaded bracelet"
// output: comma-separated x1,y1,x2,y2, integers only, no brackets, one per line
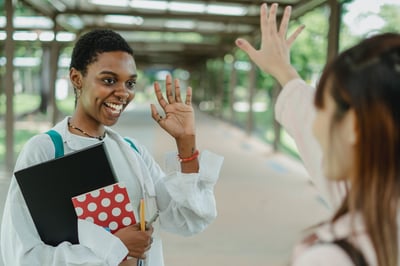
178,149,199,163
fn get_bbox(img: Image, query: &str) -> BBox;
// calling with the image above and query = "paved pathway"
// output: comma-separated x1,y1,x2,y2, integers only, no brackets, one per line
0,103,331,265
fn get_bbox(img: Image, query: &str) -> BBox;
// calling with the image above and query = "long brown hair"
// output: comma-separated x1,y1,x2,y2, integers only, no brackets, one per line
315,33,400,266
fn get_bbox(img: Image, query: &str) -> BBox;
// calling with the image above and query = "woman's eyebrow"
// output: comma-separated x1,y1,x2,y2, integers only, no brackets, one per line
99,70,137,78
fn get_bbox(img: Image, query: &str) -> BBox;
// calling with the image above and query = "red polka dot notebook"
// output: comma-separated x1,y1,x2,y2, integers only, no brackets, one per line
71,182,136,233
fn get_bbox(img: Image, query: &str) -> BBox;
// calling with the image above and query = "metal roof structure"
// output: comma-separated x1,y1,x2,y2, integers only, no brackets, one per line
15,0,328,68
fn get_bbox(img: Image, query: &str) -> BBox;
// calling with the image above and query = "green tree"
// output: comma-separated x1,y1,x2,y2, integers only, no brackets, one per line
379,4,400,33
289,6,330,83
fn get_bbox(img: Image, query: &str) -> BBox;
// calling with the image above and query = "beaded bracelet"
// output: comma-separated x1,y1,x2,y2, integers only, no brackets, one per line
178,149,199,163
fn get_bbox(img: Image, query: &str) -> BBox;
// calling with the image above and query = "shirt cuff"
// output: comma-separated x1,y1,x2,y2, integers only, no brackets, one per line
163,150,223,215
78,219,128,265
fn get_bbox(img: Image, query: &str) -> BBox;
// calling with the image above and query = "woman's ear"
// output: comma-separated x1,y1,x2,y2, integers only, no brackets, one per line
69,68,82,89
341,109,357,145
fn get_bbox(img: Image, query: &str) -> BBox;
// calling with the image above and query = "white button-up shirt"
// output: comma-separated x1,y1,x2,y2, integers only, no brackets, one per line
1,117,223,266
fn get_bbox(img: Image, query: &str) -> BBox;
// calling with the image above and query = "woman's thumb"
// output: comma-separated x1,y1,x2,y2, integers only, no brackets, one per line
235,38,256,59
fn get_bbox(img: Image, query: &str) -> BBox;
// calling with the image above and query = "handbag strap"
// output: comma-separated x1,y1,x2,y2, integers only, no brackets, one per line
332,239,368,266
45,130,140,158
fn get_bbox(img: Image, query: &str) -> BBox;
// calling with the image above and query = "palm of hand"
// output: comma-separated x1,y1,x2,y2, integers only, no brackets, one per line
235,3,304,80
150,75,195,139
161,102,195,138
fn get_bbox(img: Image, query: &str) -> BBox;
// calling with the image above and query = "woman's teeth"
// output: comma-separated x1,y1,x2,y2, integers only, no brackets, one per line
105,103,123,113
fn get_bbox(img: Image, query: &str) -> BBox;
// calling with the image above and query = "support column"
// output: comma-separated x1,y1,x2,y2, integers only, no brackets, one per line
50,21,61,125
228,58,237,123
5,0,15,171
216,57,224,118
327,0,342,63
246,62,256,136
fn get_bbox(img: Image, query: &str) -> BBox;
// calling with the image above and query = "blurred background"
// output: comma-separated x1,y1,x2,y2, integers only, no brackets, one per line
0,0,399,169
0,0,399,265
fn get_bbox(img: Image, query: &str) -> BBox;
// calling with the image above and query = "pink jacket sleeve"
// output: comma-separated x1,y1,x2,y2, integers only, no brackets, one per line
275,78,344,208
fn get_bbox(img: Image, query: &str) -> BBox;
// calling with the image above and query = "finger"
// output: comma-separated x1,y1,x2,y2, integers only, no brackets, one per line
185,87,192,105
279,6,292,38
235,38,257,61
260,3,268,38
267,3,278,34
154,81,168,109
165,74,175,104
129,251,146,259
174,78,182,103
150,104,163,124
287,25,305,47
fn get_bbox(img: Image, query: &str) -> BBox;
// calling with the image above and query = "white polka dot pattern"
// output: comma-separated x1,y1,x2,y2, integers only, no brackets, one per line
101,198,111,207
72,182,136,234
75,207,83,216
115,193,124,203
90,190,100,198
87,202,97,212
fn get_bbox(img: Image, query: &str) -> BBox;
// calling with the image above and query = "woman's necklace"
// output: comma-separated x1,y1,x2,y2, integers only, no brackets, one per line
68,119,106,141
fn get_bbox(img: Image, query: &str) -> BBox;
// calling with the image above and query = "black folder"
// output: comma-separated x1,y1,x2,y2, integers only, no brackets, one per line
14,142,117,246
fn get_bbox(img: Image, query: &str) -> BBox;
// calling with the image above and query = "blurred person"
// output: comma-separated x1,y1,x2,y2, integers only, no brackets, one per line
236,3,400,265
1,29,223,266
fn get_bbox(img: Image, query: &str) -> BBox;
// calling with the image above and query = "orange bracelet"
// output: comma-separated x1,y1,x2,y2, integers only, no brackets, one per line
178,150,199,163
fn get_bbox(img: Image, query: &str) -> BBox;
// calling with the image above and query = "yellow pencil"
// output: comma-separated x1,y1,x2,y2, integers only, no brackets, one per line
139,199,145,231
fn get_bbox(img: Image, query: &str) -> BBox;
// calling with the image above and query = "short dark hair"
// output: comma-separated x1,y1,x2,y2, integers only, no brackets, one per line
69,29,134,76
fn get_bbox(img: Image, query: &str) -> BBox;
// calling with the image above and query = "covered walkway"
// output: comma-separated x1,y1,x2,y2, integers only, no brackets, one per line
0,103,330,265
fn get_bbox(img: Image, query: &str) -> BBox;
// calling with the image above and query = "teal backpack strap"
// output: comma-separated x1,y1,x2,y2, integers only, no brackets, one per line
124,138,140,154
46,130,64,158
46,131,137,157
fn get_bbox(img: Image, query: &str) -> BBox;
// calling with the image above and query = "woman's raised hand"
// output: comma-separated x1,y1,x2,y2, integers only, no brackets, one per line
235,3,304,86
151,74,195,140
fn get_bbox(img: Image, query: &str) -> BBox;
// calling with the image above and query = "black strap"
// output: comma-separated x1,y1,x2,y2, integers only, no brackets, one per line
333,239,368,266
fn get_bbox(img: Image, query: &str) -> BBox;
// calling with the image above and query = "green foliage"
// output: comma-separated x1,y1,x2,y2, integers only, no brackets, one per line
289,6,329,81
379,4,400,33
0,128,40,162
0,94,41,115
0,94,44,163
340,3,400,50
57,97,75,115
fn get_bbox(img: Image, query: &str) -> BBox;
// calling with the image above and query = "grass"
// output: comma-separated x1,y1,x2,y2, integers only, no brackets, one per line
0,94,75,164
0,94,41,115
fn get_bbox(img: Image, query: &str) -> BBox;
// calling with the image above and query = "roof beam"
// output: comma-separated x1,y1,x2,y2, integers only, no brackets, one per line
60,9,260,25
291,0,327,19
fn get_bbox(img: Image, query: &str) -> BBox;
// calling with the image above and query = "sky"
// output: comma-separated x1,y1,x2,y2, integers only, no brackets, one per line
343,0,400,35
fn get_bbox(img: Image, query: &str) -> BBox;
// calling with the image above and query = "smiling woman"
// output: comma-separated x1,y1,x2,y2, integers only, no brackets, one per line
69,50,137,132
0,29,224,266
